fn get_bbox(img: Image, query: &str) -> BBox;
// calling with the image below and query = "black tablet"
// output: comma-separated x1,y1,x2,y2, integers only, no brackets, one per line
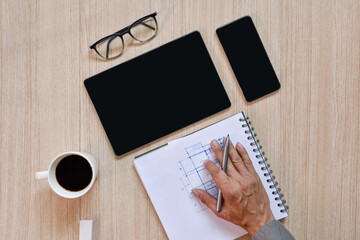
84,31,230,156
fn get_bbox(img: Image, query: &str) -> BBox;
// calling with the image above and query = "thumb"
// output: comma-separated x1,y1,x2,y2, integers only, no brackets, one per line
192,189,217,212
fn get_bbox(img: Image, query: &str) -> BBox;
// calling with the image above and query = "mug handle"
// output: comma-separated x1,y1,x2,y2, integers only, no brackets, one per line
36,171,48,179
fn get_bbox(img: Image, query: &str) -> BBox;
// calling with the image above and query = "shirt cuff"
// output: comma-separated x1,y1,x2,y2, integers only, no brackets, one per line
252,220,295,240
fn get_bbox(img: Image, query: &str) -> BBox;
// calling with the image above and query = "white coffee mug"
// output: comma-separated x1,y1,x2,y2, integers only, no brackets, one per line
36,151,98,198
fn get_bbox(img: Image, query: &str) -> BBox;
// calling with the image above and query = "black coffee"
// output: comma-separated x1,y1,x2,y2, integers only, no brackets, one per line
55,155,93,191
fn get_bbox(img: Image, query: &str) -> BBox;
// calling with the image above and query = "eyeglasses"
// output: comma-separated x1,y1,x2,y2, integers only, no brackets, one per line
90,12,158,59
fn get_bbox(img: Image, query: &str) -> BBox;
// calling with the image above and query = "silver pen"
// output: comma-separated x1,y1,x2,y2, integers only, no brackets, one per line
216,134,230,212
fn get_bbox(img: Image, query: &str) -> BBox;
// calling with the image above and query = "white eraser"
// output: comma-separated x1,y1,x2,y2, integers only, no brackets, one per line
79,220,93,240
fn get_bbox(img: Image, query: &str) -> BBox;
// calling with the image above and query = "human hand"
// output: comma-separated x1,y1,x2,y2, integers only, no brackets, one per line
192,139,274,236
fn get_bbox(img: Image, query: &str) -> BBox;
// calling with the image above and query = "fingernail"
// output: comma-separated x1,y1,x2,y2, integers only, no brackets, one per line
211,140,220,147
192,189,199,197
204,160,210,166
237,142,244,150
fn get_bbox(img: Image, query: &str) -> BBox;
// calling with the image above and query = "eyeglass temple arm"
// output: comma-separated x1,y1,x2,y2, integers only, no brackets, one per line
106,35,118,58
140,22,156,30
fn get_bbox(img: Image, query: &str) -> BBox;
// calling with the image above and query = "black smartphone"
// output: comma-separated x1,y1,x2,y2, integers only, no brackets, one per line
216,16,280,102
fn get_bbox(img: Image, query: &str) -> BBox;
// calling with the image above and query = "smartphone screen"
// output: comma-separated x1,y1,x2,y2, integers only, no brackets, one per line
216,16,280,102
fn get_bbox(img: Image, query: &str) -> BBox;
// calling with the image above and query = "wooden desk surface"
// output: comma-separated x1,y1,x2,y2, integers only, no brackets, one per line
1,0,359,239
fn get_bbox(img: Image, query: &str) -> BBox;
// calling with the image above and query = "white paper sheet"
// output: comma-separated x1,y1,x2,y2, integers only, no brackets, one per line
134,112,287,240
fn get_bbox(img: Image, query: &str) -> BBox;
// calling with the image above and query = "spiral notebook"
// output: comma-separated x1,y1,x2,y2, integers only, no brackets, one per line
134,112,288,240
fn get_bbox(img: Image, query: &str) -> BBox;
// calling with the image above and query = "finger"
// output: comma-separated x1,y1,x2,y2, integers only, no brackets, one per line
192,189,227,220
204,160,229,190
236,143,257,175
227,140,247,175
210,139,237,176
192,189,217,212
210,139,224,165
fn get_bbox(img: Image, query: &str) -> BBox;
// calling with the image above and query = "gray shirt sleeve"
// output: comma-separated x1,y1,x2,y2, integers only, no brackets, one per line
252,220,295,240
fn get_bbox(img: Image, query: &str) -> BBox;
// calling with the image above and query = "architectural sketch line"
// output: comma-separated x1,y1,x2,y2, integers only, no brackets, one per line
178,137,224,212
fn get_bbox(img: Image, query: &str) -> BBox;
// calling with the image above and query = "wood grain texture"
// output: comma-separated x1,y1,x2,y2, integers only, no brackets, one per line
1,0,359,239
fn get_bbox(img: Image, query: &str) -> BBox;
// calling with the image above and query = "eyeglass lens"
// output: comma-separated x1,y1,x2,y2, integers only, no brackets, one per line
130,17,157,42
95,36,124,59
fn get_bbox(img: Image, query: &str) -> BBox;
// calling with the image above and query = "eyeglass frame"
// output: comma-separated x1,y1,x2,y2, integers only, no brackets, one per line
90,12,158,59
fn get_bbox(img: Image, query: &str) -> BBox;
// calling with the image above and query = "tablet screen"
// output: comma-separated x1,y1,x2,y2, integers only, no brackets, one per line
84,31,231,156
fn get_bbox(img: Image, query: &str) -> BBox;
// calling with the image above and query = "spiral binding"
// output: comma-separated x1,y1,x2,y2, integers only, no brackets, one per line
240,112,289,214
